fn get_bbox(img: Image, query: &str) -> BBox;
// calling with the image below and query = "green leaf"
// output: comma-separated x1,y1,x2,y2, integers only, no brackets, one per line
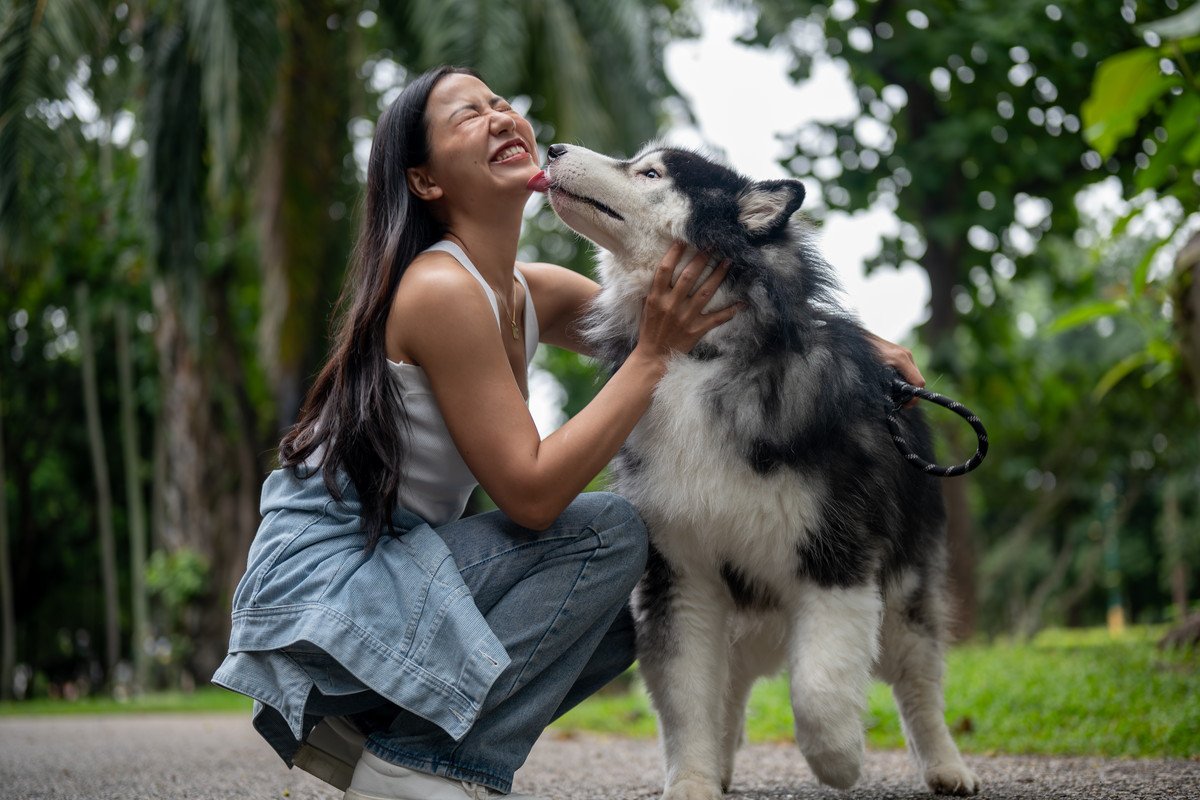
1132,236,1170,296
1138,3,1200,41
1048,299,1129,334
1185,130,1200,164
1092,351,1154,402
1146,339,1177,363
1082,49,1175,158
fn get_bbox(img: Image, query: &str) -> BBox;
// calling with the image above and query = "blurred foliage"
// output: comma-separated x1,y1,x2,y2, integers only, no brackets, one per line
0,0,1197,705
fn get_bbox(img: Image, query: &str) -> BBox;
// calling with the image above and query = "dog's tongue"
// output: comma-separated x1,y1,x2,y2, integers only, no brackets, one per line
526,170,551,193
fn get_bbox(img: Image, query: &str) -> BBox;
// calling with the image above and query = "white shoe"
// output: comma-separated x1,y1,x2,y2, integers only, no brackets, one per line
343,749,547,800
294,716,367,791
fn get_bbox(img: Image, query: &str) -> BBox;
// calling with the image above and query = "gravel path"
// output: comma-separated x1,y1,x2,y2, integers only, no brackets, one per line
1,714,1197,800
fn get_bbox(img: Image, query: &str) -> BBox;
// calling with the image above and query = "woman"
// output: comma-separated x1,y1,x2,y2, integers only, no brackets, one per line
213,66,924,800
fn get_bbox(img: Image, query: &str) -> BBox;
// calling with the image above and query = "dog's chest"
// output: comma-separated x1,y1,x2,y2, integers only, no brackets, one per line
612,357,824,579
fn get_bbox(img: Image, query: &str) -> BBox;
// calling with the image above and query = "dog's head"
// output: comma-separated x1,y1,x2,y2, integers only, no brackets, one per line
533,143,806,267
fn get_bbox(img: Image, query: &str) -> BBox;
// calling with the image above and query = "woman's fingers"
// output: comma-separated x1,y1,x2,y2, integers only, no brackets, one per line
671,247,711,295
653,241,687,294
638,241,741,361
696,300,742,333
687,259,732,308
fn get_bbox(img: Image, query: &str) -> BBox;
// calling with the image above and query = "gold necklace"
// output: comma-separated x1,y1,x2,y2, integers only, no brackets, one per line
445,236,521,339
498,277,521,340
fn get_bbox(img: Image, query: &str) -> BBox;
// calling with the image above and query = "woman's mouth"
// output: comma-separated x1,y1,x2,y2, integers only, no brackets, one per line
491,140,531,165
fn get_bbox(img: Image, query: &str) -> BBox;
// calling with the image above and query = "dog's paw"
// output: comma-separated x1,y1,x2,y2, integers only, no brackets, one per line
924,761,980,796
804,744,863,790
663,777,724,800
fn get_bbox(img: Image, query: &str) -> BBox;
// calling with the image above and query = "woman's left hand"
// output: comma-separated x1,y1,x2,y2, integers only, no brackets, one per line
865,331,925,407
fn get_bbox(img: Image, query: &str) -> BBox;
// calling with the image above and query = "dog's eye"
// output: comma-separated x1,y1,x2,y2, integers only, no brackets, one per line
640,168,661,179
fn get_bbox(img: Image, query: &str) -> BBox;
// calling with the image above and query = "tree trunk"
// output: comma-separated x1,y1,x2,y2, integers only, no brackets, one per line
257,0,352,432
116,304,150,692
1159,232,1200,650
77,285,122,686
1172,232,1200,405
208,276,267,613
150,278,228,681
0,367,15,699
151,266,265,683
921,239,977,640
1161,477,1187,621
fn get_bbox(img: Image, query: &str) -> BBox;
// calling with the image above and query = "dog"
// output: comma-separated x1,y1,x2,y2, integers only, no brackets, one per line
531,143,982,799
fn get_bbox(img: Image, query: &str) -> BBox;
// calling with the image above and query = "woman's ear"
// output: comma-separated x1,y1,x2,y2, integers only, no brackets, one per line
406,167,444,202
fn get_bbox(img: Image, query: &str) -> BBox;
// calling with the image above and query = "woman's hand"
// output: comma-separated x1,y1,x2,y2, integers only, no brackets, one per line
864,330,925,407
634,242,740,363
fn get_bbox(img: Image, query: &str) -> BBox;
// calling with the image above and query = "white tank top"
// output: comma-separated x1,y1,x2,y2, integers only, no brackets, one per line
387,240,539,525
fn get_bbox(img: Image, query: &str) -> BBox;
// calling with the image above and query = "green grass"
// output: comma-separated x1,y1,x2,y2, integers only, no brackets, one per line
553,626,1200,759
0,687,251,717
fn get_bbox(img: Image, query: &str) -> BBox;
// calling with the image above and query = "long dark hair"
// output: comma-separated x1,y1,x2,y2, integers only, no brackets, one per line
279,65,478,548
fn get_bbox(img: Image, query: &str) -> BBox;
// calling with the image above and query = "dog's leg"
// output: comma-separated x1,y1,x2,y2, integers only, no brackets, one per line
719,623,786,792
876,593,980,796
786,583,882,790
639,571,732,800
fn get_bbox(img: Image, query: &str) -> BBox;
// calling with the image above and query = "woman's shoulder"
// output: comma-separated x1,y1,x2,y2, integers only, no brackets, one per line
387,251,499,364
394,251,493,314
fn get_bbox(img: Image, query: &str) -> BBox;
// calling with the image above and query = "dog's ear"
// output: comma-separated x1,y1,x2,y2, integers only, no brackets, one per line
737,180,806,237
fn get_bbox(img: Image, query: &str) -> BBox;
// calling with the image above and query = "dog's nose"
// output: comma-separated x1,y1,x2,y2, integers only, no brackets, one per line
547,144,568,160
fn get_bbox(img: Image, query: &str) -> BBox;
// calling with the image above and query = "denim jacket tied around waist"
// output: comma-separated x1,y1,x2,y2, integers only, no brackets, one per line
211,466,510,759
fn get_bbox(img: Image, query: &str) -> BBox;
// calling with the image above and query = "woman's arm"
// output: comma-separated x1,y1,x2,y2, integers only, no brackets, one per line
517,260,600,355
396,244,735,530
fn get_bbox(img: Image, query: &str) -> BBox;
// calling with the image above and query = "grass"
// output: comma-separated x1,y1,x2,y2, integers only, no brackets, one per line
3,627,1196,759
0,687,251,717
553,626,1200,759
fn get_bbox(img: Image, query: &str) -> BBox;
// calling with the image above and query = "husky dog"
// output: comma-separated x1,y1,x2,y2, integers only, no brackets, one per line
532,143,981,799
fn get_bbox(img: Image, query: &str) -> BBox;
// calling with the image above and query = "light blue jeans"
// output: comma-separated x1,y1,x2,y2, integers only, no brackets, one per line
298,492,648,793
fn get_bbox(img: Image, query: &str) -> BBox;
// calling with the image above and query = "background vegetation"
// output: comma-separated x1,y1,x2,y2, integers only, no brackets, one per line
0,0,1197,757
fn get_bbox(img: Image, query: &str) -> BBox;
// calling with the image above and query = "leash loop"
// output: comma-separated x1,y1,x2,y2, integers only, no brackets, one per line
887,378,989,477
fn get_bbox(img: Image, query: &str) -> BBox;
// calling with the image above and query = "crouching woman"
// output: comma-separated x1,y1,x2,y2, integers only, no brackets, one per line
212,65,739,800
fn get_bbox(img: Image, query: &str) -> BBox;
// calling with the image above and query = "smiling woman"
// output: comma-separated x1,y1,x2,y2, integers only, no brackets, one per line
210,66,740,800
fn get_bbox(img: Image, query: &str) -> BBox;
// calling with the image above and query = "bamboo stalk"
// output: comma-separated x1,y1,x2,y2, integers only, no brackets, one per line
116,305,150,692
0,366,15,699
77,285,121,687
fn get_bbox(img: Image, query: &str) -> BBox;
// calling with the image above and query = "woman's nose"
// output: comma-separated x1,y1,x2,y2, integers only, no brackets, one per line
490,109,516,133
547,144,567,160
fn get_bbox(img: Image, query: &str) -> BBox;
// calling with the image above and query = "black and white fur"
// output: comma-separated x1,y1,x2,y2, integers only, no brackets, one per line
540,143,981,799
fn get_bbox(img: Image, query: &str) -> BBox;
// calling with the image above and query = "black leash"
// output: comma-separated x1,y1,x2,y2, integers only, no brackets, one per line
887,378,989,477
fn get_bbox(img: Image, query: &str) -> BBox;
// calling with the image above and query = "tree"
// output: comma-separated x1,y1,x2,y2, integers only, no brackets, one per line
115,304,150,690
76,284,121,683
0,366,14,699
1079,2,1200,646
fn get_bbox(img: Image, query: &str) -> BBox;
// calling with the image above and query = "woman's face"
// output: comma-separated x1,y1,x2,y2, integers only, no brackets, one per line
412,73,540,211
